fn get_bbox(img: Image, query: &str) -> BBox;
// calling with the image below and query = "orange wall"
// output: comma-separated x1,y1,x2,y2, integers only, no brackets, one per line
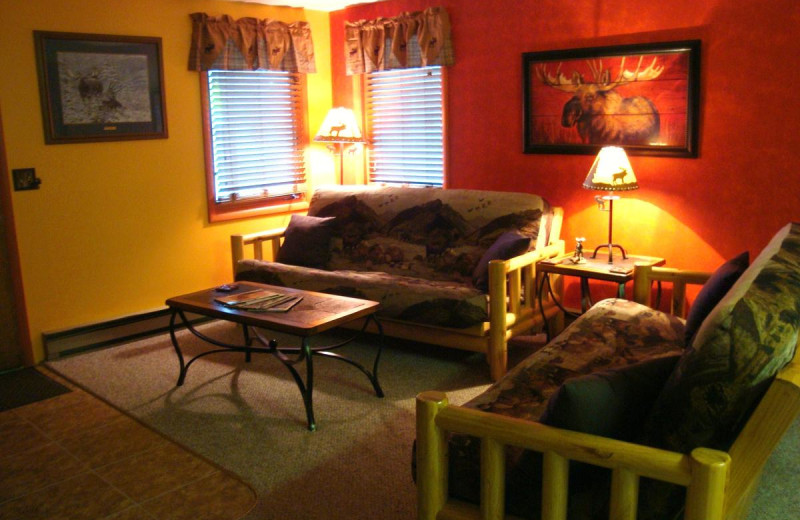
0,0,333,362
332,0,800,274
4,0,800,362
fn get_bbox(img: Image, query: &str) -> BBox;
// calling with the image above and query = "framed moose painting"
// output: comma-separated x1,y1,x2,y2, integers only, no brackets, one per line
523,40,700,157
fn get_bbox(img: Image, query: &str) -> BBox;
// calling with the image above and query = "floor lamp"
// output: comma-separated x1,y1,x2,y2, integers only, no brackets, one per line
582,146,639,264
314,107,363,185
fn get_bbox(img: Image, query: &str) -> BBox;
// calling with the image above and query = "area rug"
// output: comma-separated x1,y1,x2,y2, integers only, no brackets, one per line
47,321,491,520
46,321,799,519
0,366,71,411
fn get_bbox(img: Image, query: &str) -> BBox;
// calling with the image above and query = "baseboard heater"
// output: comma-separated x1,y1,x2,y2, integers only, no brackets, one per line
43,308,209,360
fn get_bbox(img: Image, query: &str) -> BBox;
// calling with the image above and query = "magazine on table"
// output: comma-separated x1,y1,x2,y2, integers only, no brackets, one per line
214,288,283,306
216,289,302,312
232,294,303,312
261,295,303,312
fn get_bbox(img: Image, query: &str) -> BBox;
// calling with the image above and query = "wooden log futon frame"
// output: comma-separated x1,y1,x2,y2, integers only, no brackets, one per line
416,264,800,520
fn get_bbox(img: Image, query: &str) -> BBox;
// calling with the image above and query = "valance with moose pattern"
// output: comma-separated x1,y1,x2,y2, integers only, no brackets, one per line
345,6,454,75
188,12,315,73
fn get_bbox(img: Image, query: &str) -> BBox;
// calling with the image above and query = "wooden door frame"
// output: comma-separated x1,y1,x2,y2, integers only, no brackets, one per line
0,105,34,366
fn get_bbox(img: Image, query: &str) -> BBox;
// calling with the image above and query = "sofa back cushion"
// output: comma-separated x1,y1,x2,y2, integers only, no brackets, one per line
644,222,800,453
462,298,685,422
306,186,552,285
471,232,531,292
275,214,336,269
683,251,749,345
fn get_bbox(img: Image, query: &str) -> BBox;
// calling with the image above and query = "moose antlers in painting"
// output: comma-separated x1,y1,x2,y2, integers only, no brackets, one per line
536,56,664,145
522,40,700,157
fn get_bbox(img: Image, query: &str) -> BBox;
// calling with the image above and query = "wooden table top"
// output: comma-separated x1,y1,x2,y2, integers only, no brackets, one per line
166,282,380,337
537,253,666,283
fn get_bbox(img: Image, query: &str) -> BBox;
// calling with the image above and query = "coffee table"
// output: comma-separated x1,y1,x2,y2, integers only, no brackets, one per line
165,282,384,431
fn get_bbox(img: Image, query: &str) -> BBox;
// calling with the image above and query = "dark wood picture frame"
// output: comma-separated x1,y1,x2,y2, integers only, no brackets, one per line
34,31,167,144
523,40,700,157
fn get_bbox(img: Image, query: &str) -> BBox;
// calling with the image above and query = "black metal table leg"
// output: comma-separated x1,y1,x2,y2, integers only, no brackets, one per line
368,316,385,397
537,274,549,340
250,333,316,431
538,272,582,341
309,315,384,397
580,277,593,312
302,337,315,430
170,312,271,387
169,310,187,386
167,308,385,431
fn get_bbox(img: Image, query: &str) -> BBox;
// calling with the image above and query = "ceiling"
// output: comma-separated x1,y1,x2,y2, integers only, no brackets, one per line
234,0,383,11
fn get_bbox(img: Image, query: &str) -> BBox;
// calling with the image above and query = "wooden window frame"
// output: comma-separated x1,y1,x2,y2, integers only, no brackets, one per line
200,72,310,223
362,66,449,188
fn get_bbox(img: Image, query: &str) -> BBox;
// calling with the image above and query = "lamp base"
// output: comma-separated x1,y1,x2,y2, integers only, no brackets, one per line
325,142,359,185
591,243,628,264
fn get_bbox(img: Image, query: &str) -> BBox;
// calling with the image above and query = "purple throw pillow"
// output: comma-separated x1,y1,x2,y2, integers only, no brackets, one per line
472,232,531,292
276,214,336,269
684,251,750,345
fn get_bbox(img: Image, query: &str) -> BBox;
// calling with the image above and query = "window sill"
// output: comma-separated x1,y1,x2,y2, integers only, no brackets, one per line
208,199,309,223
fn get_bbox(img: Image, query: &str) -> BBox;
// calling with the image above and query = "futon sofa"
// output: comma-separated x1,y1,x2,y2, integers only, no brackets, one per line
416,221,800,520
231,185,565,380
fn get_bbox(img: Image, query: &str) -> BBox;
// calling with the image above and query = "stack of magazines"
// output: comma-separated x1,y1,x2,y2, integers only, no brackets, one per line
215,289,302,312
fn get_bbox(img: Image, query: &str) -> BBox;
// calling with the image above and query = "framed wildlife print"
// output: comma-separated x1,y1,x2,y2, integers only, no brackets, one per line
523,40,700,157
34,31,167,144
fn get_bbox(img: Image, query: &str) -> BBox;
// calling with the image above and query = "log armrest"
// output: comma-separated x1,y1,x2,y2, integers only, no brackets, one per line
416,391,732,520
486,240,565,380
484,206,565,380
230,227,286,278
633,264,712,318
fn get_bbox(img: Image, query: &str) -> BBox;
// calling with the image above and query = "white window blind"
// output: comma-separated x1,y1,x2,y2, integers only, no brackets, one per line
207,70,306,203
366,66,444,187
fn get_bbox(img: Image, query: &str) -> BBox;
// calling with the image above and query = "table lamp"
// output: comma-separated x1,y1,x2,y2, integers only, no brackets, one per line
314,107,363,184
582,146,639,263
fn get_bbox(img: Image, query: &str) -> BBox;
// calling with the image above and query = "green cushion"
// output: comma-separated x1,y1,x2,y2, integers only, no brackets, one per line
644,222,800,452
542,355,680,441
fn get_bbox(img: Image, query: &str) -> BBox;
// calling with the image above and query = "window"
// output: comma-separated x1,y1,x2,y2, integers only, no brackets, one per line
202,70,307,222
365,66,446,187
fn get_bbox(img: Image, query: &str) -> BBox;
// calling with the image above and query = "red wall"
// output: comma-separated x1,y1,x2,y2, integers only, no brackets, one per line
331,0,800,273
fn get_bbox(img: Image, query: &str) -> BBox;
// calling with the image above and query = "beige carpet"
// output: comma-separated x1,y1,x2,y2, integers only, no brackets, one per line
47,321,492,520
47,321,799,519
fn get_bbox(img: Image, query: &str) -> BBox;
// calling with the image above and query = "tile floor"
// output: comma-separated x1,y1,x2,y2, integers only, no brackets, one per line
0,368,256,520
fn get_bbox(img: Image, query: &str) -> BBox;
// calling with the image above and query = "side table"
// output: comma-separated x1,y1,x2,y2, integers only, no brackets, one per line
537,253,665,338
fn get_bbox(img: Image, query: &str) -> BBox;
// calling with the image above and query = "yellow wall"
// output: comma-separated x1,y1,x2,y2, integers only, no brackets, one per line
0,0,334,362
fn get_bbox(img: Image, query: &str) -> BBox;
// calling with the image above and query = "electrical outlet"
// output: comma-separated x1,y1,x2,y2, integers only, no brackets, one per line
12,168,41,191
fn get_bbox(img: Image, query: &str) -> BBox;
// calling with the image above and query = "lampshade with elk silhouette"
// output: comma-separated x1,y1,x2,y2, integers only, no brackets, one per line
314,107,363,184
583,146,639,191
583,146,638,263
314,107,363,143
